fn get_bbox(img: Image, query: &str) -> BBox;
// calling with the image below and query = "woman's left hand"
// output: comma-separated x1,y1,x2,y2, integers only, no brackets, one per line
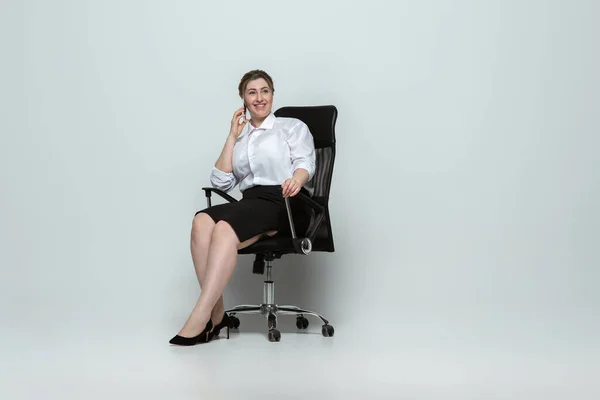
282,178,302,197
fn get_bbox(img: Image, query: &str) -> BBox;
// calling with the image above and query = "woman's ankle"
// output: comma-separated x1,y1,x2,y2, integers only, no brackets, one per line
178,312,212,337
211,308,225,324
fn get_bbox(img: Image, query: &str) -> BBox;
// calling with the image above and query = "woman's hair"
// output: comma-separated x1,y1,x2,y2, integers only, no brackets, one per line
238,69,275,98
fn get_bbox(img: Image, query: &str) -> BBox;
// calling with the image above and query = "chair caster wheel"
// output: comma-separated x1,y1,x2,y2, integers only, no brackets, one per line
296,316,309,330
321,325,334,337
228,316,240,329
268,329,281,342
267,313,277,330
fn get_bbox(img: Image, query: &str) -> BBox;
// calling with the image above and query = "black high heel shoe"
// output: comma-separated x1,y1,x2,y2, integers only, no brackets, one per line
169,320,214,346
212,312,230,339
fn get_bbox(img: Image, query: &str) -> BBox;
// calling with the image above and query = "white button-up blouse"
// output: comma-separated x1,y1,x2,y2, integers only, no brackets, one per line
210,113,316,193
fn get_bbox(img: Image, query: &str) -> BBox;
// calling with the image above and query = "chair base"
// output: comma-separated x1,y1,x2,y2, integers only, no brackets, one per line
225,264,334,342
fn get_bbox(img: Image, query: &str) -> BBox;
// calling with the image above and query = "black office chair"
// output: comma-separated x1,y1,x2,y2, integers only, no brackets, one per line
202,105,337,342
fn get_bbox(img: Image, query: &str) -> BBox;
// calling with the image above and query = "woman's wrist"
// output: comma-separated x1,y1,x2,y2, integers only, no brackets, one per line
292,168,309,186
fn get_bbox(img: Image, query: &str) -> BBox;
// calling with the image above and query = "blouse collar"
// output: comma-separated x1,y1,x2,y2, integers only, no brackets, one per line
241,112,276,138
251,112,276,130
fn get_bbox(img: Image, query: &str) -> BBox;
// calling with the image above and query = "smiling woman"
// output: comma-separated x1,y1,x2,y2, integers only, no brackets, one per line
169,69,316,346
238,69,275,123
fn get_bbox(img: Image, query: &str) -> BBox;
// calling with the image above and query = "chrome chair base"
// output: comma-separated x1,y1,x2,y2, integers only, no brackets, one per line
225,262,334,342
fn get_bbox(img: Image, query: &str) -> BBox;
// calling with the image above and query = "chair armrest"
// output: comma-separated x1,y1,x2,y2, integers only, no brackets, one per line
284,191,326,253
297,192,326,244
295,191,324,214
201,187,238,207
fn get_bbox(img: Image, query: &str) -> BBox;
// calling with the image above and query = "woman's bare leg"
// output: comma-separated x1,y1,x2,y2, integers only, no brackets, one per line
190,213,225,323
177,221,276,337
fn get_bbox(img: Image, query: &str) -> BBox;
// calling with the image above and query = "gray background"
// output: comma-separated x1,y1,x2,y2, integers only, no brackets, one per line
1,0,599,398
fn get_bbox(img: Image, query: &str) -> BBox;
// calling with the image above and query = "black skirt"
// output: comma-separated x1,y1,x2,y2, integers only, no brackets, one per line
196,185,312,242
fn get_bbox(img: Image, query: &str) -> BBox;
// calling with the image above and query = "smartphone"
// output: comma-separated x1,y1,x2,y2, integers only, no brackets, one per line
243,103,247,121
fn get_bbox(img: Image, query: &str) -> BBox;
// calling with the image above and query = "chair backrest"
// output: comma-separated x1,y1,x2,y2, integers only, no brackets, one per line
275,105,337,252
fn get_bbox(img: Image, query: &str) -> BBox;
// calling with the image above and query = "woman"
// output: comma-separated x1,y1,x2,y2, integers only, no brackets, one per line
169,70,316,346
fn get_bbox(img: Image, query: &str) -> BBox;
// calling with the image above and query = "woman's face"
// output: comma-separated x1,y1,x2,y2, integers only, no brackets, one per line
243,78,273,120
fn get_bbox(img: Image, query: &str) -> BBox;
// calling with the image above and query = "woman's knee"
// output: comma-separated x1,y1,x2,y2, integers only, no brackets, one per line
211,221,239,245
192,213,215,235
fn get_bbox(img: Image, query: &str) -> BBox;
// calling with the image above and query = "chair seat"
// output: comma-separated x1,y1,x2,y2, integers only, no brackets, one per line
238,236,296,255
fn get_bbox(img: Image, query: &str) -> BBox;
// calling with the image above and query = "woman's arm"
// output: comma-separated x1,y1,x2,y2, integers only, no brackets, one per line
292,168,310,186
215,107,248,172
209,108,248,192
210,135,238,192
282,121,316,197
214,135,237,173
282,167,310,197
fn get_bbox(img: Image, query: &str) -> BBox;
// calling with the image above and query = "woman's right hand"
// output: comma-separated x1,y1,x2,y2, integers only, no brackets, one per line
229,107,248,139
